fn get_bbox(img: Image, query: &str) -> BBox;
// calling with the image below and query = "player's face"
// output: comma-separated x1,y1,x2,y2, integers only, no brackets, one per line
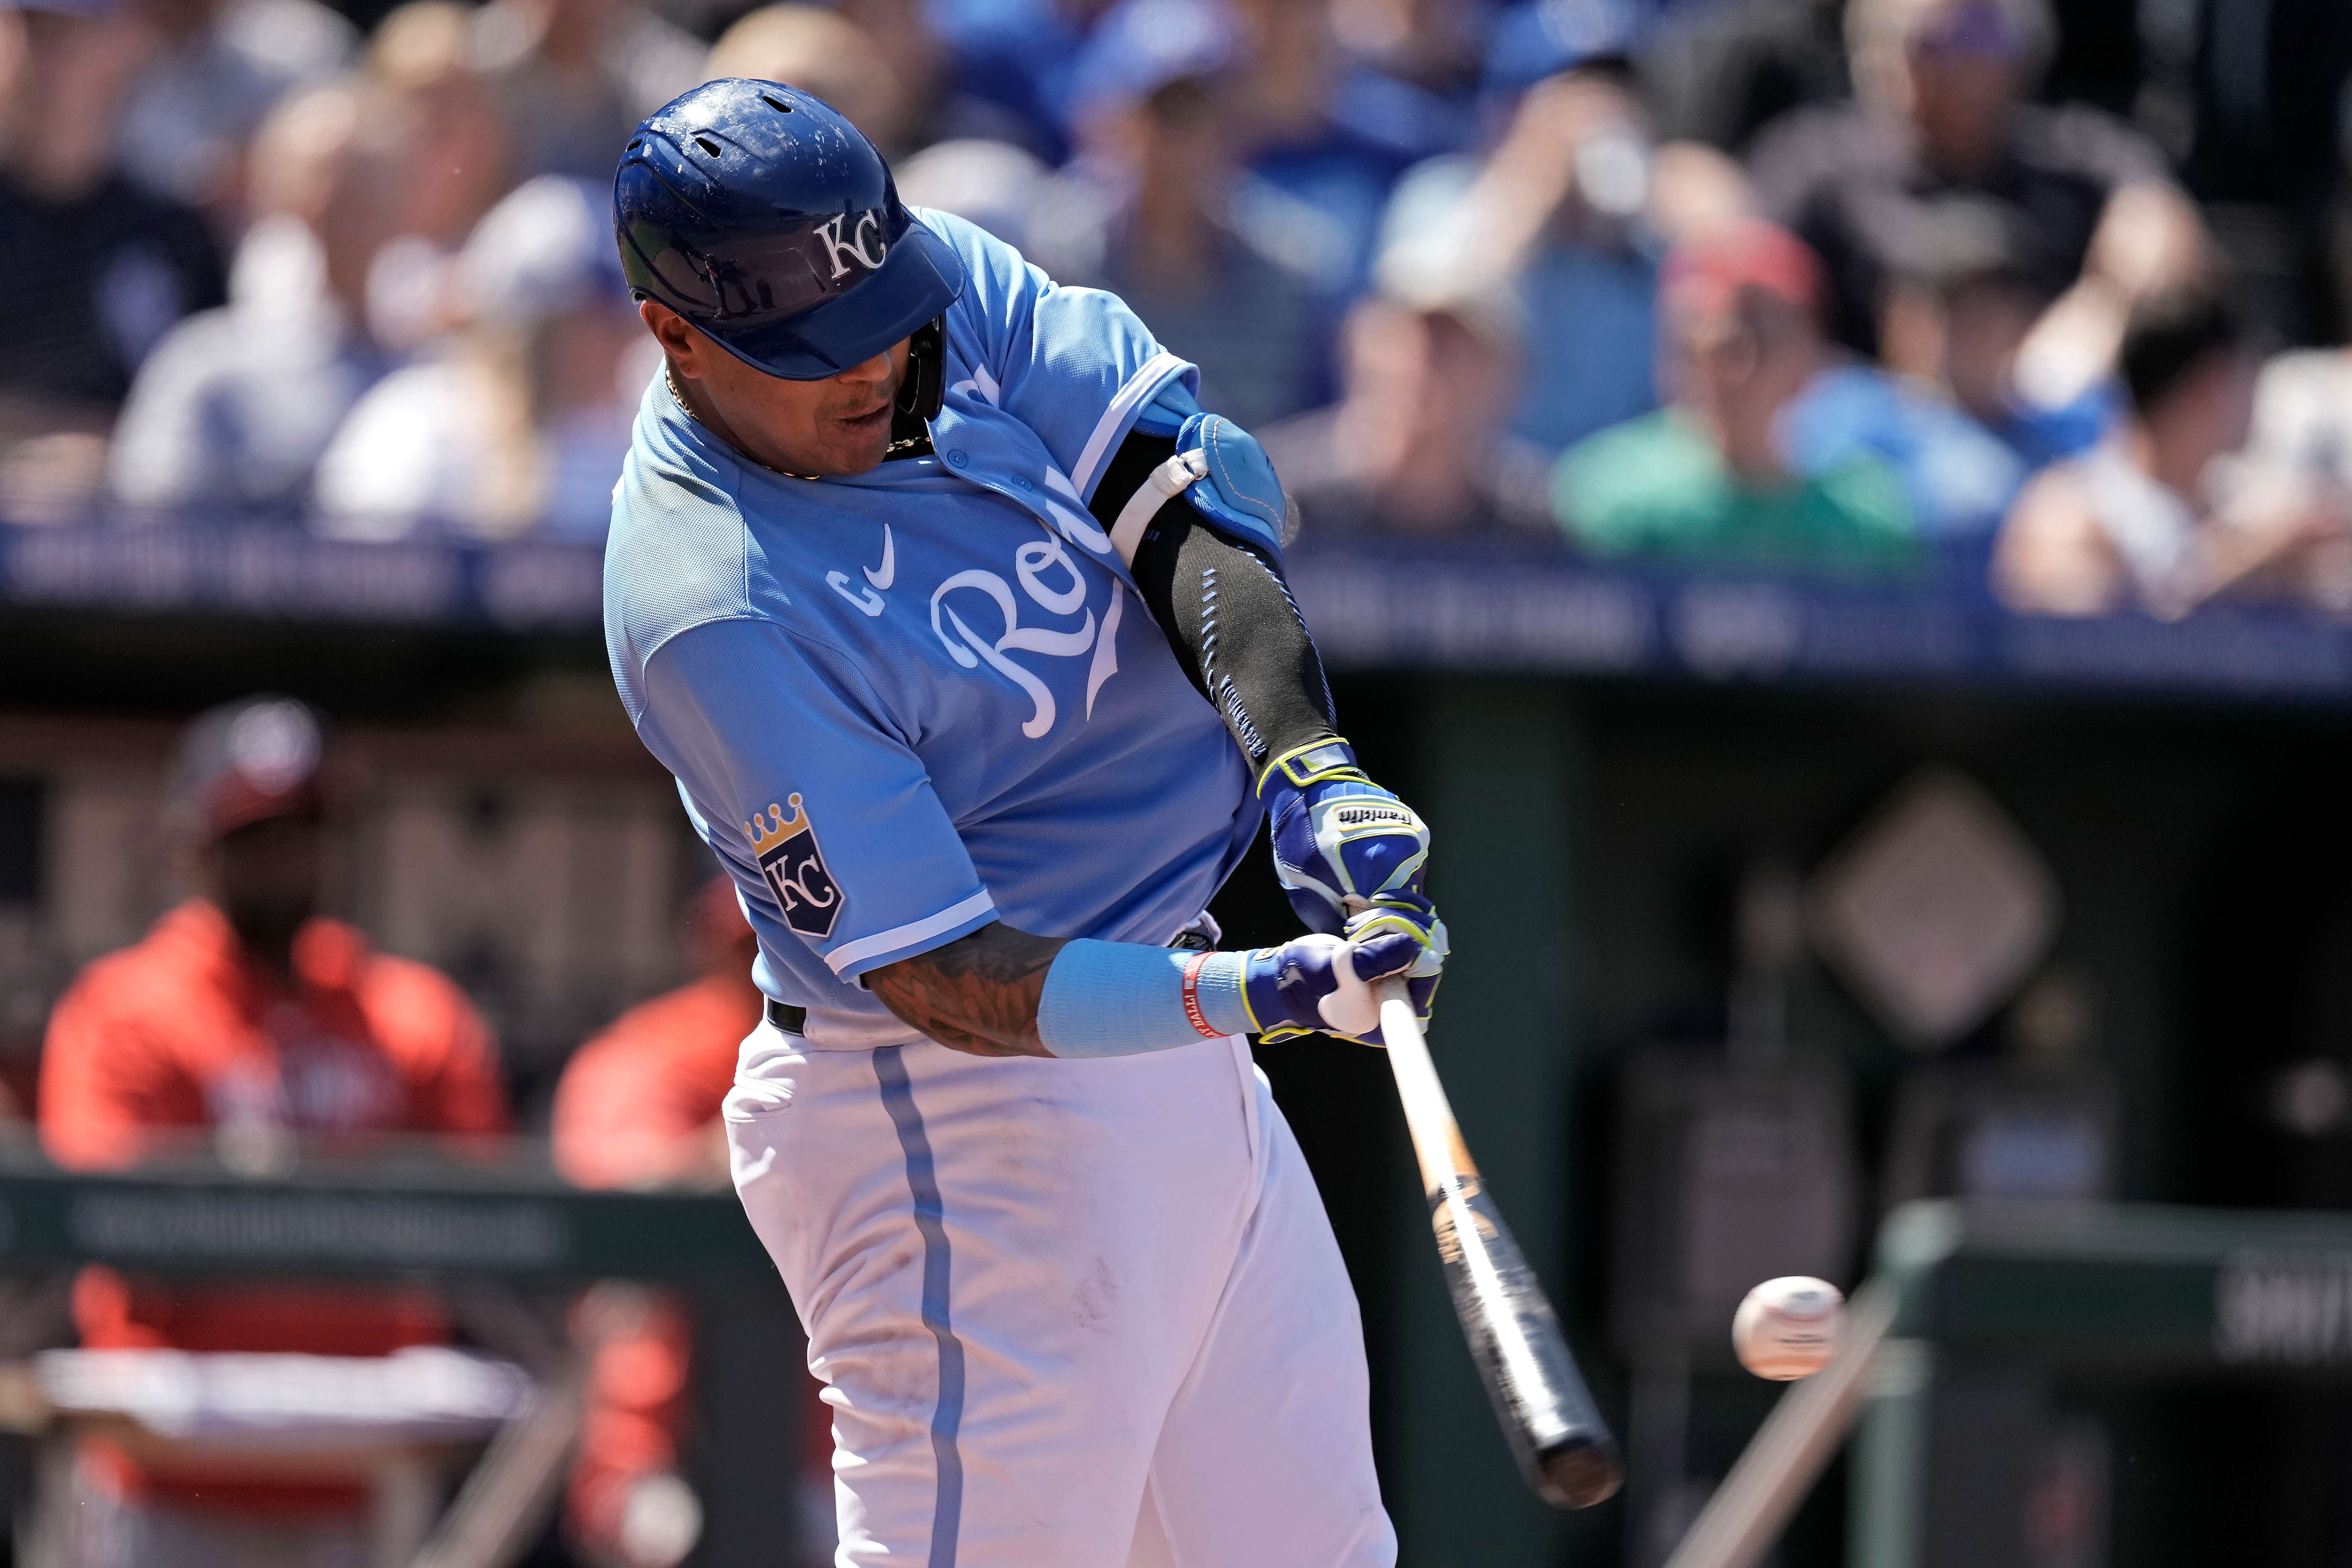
642,301,910,477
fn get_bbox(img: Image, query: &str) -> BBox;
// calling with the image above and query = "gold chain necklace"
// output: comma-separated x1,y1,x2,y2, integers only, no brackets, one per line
666,362,932,478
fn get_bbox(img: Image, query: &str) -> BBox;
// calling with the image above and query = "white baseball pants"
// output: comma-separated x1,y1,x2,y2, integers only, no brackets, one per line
725,1023,1396,1567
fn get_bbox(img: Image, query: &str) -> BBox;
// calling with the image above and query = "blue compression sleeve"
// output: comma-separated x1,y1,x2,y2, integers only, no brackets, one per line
1035,939,1252,1057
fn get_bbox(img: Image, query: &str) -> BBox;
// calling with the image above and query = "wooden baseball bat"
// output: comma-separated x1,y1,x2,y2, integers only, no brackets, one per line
1375,977,1624,1508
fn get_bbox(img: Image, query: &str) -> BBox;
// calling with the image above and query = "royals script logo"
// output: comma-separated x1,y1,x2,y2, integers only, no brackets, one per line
745,794,842,939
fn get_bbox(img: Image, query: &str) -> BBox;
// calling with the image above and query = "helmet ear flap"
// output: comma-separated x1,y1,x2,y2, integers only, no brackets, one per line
896,316,947,424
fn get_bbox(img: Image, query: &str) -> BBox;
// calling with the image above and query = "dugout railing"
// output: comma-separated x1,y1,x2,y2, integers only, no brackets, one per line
1852,1198,2352,1568
1665,1198,2352,1568
0,1149,803,1568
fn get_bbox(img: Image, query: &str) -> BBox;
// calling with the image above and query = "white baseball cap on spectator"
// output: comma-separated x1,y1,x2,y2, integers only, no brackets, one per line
452,174,627,327
315,174,640,542
895,138,1051,255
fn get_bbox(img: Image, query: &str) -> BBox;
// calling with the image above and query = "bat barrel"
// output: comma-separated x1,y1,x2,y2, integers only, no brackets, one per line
1537,1436,1627,1511
1437,1179,1625,1508
1380,978,1626,1511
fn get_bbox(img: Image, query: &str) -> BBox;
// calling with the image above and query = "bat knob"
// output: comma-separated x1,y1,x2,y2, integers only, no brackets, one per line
1535,1440,1625,1510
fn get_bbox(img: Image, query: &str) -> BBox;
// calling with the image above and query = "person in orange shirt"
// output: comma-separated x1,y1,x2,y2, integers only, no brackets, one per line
552,875,755,1192
555,878,749,1568
38,695,511,1567
554,878,830,1568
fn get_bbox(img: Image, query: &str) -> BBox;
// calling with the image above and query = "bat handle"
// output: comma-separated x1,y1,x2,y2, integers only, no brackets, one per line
1373,978,1452,1188
1374,976,1418,1047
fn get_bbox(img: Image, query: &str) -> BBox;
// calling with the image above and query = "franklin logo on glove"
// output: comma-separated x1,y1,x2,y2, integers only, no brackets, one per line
1259,739,1433,931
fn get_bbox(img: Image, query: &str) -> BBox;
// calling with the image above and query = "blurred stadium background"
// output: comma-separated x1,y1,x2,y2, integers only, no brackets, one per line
5,0,2352,1561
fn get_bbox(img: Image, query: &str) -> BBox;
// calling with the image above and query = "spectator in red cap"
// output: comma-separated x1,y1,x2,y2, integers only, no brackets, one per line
36,695,510,1565
43,696,508,1170
1550,218,1918,573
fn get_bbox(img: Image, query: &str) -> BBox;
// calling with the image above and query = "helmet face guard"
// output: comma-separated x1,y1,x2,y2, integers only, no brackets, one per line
615,80,966,381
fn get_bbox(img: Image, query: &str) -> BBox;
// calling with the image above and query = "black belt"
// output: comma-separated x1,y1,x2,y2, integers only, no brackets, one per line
764,998,808,1034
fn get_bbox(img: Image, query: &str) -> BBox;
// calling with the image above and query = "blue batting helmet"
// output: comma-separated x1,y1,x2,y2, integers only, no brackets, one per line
613,79,966,380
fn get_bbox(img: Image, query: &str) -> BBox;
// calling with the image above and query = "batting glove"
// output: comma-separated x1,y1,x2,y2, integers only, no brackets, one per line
1241,902,1447,1047
1259,738,1431,936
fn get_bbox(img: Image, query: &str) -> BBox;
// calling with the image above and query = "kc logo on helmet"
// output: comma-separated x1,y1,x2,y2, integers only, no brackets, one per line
813,211,890,281
745,795,843,938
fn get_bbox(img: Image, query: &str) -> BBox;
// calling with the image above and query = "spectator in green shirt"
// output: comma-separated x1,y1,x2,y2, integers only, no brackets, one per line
1553,219,1919,575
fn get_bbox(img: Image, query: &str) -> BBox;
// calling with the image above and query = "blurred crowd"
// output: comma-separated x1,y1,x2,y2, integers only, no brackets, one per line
5,0,2352,618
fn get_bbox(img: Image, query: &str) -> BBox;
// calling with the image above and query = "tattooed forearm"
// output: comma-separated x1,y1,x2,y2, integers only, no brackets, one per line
868,922,1069,1058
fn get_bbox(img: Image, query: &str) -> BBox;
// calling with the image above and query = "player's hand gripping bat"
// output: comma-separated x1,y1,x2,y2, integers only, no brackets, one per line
1375,976,1623,1508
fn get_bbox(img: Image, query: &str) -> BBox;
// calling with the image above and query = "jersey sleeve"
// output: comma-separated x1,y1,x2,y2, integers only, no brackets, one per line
552,1036,677,1189
923,208,1198,501
37,972,200,1171
551,1009,721,1190
637,617,997,982
367,961,512,1137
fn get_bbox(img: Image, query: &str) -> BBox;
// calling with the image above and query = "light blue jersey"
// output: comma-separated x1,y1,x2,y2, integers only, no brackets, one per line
605,210,1257,1050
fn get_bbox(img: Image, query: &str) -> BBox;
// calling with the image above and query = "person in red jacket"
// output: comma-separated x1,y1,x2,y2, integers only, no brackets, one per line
37,695,510,1565
552,875,756,1192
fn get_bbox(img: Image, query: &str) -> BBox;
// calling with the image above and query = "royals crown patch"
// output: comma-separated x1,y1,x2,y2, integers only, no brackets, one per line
745,795,842,940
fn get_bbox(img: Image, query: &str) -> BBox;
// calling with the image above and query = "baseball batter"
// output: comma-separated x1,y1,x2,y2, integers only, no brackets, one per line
605,80,1446,1566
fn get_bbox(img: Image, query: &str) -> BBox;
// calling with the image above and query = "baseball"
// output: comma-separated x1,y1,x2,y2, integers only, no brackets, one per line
1732,1276,1844,1380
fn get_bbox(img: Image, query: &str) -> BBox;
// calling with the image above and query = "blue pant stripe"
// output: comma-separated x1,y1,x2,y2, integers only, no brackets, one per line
872,1045,966,1568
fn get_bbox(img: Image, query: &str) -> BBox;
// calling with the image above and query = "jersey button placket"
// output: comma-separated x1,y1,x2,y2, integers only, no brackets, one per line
947,450,969,468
